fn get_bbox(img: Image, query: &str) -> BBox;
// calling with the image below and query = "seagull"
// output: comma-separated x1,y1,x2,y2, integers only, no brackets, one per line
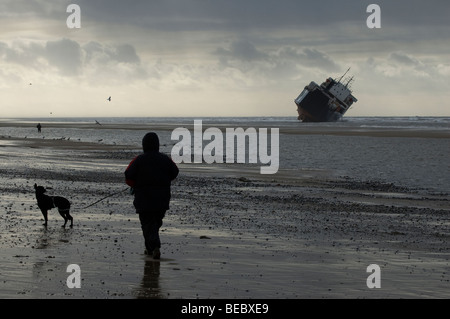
107,96,111,101
95,120,102,125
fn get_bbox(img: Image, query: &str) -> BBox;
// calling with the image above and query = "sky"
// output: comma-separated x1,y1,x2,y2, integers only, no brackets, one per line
1,0,449,118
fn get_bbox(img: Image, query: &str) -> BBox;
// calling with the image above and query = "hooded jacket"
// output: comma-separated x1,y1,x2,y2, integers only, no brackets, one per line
125,132,179,212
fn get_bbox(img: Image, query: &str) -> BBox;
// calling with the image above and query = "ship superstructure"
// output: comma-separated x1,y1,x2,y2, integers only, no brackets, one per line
294,69,357,122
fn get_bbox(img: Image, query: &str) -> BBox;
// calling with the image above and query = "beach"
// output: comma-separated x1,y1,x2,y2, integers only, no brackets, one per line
0,118,449,299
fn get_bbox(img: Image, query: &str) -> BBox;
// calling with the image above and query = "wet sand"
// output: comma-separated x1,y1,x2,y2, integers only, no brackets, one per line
0,127,449,299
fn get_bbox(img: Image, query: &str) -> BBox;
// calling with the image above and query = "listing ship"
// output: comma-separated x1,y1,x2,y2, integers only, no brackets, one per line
294,68,357,122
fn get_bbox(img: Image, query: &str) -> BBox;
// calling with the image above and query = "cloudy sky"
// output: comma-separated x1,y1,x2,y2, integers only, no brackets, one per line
1,0,449,118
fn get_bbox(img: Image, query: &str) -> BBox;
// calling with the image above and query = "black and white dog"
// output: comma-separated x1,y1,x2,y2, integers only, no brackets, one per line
34,184,73,227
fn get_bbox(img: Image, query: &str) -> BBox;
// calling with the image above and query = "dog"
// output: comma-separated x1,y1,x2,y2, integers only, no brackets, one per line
34,184,73,227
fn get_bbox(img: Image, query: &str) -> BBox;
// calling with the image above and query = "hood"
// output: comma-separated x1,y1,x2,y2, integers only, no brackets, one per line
142,132,160,152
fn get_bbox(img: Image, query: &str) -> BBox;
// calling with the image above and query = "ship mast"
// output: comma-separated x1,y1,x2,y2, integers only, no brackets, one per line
337,67,351,83
345,75,354,88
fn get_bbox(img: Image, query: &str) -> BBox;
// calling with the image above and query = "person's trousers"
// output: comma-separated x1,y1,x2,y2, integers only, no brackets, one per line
138,210,166,253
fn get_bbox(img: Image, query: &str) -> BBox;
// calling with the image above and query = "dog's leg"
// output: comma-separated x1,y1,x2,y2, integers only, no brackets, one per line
66,211,74,228
41,209,48,226
58,210,68,228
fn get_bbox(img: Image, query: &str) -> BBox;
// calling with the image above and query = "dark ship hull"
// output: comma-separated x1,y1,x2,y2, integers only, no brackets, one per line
294,70,357,122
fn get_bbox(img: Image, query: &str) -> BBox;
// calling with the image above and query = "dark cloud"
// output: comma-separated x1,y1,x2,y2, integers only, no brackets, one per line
71,0,450,32
2,0,449,38
214,40,268,62
3,1,449,59
296,48,340,72
0,39,143,79
114,44,140,64
0,0,57,18
389,52,421,67
214,40,340,76
83,42,140,65
70,0,361,34
45,38,83,76
0,41,47,68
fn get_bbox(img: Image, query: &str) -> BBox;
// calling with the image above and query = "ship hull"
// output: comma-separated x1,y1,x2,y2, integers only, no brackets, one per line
297,106,342,122
295,88,340,122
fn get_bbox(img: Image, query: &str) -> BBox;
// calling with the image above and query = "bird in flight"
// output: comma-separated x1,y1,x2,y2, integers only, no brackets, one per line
107,96,111,101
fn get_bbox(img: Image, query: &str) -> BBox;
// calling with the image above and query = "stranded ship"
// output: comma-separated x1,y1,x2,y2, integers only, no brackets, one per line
294,68,357,122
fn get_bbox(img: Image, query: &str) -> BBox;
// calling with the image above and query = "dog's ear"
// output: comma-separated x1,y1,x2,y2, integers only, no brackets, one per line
34,183,37,189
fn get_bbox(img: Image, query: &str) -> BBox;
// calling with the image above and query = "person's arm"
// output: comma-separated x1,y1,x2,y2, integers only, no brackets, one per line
125,156,139,187
168,157,179,181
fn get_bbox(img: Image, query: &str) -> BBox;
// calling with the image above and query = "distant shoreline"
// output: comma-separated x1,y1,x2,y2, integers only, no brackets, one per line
1,117,449,139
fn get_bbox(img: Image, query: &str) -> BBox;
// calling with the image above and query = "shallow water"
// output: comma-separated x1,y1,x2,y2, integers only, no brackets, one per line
1,116,449,192
280,133,449,192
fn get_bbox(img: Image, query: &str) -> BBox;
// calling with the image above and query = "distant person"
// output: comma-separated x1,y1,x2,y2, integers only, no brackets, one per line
125,132,179,259
37,123,42,133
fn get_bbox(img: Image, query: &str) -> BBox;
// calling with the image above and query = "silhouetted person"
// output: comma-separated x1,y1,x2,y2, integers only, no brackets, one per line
37,123,42,133
125,132,179,259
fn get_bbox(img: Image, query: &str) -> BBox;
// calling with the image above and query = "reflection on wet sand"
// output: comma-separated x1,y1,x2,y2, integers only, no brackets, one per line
134,258,163,299
34,226,73,250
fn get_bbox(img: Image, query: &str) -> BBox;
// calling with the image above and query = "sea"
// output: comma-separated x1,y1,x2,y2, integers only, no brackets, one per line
1,116,449,193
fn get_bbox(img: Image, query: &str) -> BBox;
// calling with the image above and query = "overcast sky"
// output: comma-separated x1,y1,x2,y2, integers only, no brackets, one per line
1,0,449,117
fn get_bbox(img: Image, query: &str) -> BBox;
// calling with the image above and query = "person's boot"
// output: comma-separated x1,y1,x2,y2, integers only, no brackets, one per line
152,247,161,260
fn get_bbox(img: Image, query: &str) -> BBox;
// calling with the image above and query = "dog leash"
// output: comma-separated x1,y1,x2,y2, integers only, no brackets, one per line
81,187,129,210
